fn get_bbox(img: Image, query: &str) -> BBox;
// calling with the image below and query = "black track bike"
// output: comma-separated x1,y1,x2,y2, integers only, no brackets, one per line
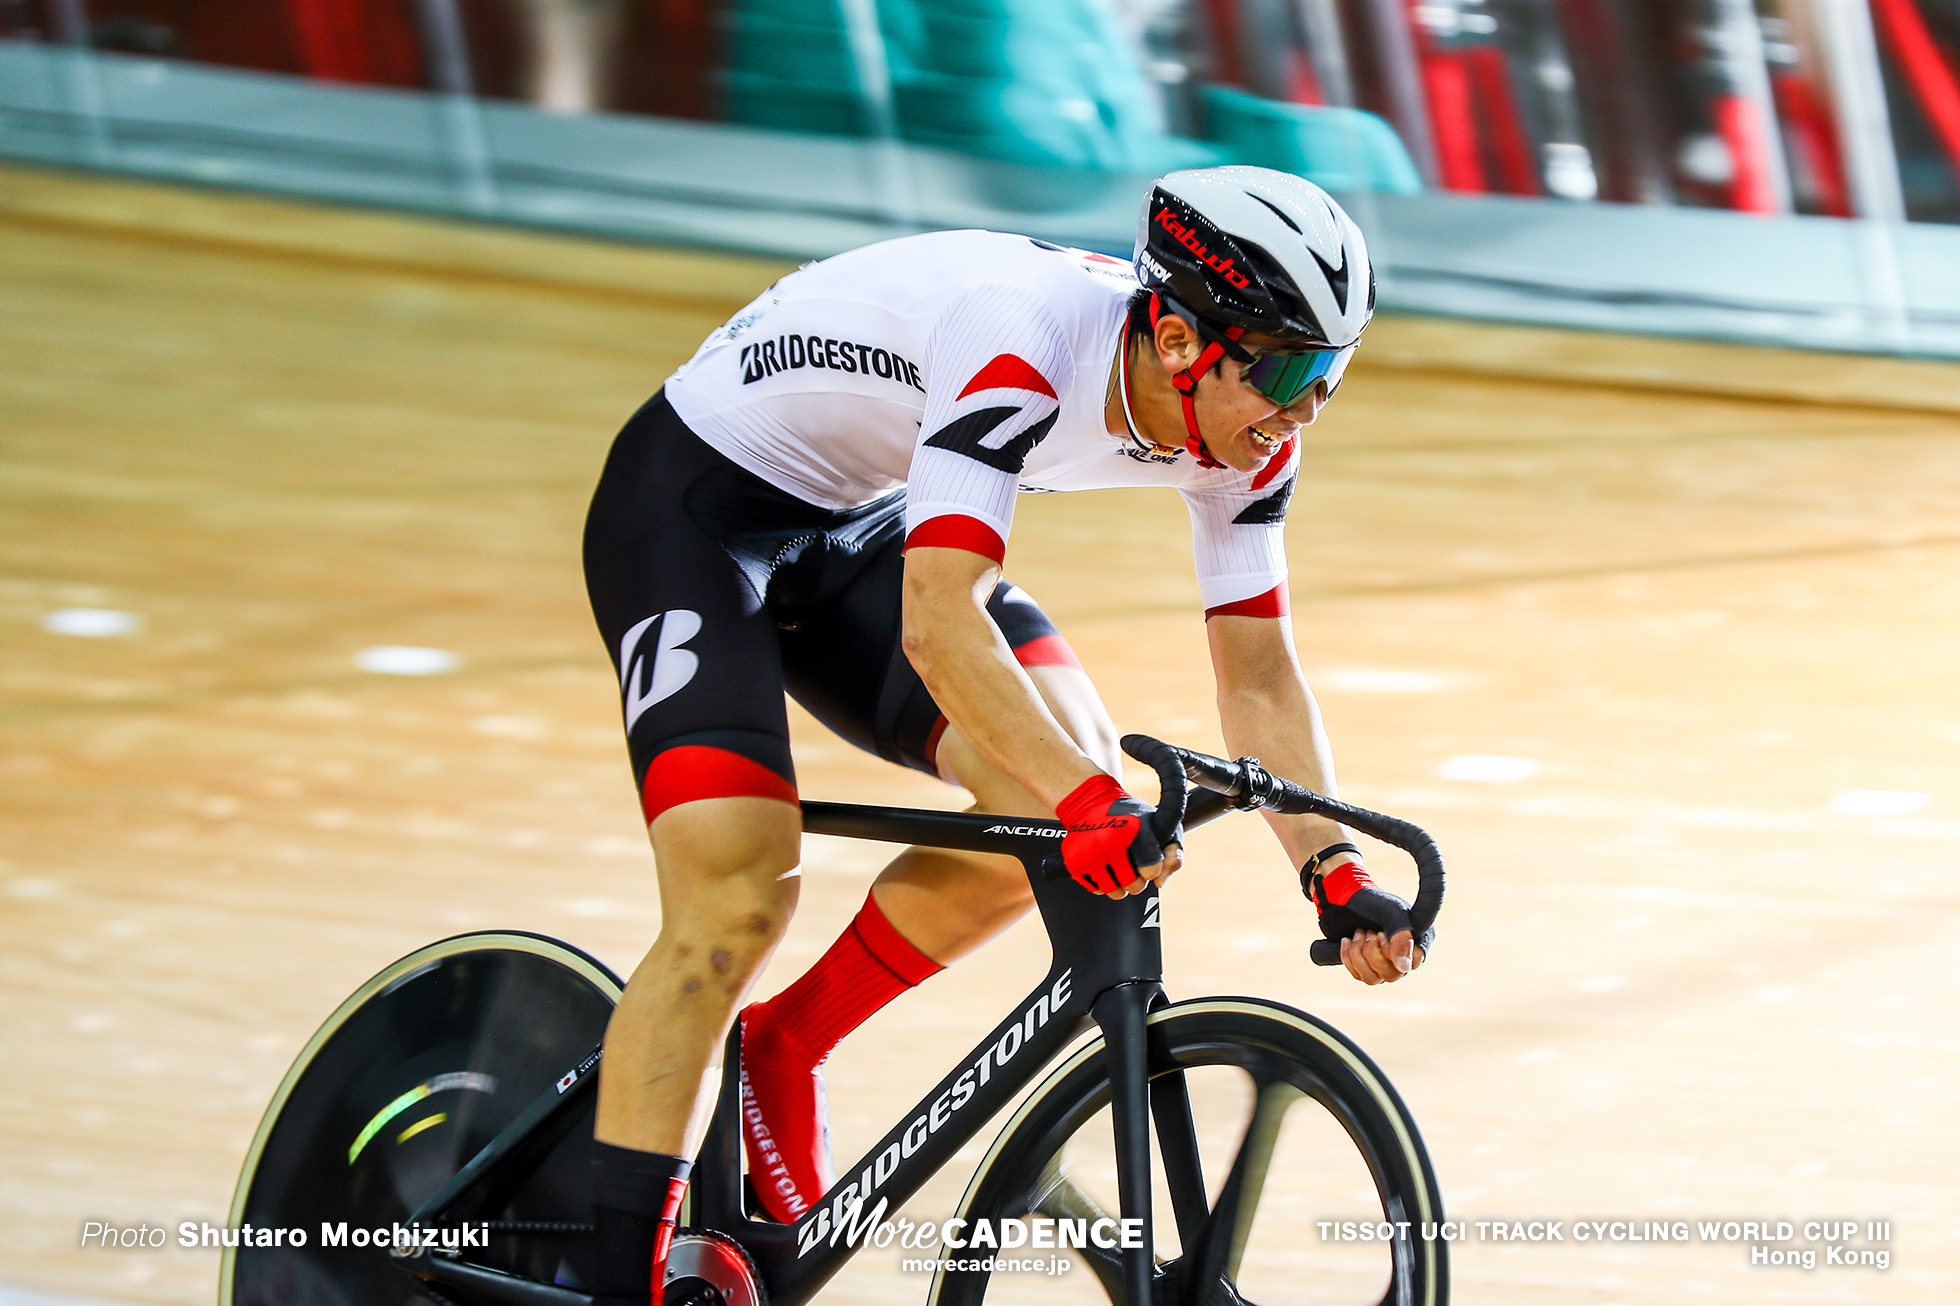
219,736,1447,1306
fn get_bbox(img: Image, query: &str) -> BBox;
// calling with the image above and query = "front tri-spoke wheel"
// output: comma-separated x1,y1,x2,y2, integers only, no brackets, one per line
933,998,1445,1306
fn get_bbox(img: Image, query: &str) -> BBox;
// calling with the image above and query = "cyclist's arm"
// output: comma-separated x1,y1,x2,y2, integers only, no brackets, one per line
1208,612,1422,981
899,287,1173,891
900,544,1102,810
904,545,1177,898
1206,611,1349,866
900,287,1107,811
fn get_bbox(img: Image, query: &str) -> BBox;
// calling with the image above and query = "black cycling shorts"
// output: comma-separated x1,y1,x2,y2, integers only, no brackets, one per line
583,391,1081,824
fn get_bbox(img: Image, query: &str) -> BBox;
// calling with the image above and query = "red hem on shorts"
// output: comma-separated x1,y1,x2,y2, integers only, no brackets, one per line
1012,633,1082,670
641,746,798,825
923,715,950,771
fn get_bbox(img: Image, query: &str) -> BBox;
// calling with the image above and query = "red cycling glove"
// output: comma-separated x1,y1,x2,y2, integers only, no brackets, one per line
1306,844,1434,957
1056,775,1163,894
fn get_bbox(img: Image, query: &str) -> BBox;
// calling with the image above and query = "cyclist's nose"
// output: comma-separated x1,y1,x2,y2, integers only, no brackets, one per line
1281,387,1326,425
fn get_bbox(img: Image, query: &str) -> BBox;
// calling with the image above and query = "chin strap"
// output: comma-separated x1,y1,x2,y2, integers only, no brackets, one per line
1149,293,1241,469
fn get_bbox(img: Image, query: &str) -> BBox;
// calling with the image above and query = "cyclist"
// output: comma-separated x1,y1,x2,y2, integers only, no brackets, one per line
581,166,1427,1306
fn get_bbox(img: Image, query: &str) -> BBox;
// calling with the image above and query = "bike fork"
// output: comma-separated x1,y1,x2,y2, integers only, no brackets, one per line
1092,983,1158,1306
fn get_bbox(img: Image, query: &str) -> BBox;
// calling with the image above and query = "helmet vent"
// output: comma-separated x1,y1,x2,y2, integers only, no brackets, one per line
1312,247,1349,306
1248,193,1302,234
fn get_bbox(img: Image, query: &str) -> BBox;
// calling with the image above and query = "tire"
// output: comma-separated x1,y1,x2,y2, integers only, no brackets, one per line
929,997,1446,1306
219,932,623,1306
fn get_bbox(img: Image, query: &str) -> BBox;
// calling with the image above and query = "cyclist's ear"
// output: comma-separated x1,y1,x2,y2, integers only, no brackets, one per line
1151,313,1201,370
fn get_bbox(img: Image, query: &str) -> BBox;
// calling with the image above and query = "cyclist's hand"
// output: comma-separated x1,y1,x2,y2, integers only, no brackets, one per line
1056,775,1178,898
1309,855,1430,984
1340,929,1424,986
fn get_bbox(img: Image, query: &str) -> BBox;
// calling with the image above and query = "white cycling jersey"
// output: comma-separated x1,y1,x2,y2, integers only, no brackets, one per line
665,229,1298,616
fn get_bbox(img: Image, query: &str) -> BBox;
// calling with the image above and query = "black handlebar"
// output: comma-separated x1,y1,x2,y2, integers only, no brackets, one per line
1127,736,1190,850
1123,734,1446,968
1035,735,1445,969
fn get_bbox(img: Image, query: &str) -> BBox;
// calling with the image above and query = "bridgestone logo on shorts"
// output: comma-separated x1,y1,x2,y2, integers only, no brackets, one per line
741,335,924,391
619,609,703,734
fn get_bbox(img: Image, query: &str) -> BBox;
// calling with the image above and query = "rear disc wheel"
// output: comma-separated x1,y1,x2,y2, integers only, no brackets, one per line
220,931,622,1305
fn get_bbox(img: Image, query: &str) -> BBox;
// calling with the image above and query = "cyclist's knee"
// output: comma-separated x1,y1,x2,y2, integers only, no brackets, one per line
651,793,800,874
647,796,801,994
968,860,1035,930
645,887,795,1004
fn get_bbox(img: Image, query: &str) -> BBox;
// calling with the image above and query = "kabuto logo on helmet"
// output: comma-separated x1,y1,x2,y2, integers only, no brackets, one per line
1153,207,1253,289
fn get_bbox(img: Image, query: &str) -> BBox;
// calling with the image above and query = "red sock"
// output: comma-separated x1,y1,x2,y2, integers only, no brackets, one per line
741,891,941,1223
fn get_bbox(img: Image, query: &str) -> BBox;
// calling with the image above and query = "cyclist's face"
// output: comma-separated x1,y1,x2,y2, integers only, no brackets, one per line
1143,317,1340,474
1204,333,1328,473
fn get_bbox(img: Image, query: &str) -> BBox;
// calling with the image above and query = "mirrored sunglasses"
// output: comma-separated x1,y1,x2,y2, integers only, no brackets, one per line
1241,344,1356,407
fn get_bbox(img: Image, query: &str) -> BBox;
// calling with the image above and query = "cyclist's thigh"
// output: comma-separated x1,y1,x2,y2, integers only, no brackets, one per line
777,542,1117,793
584,393,799,830
983,582,1120,775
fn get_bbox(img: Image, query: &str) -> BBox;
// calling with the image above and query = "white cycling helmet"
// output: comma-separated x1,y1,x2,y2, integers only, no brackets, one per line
1131,167,1374,465
1136,165,1374,350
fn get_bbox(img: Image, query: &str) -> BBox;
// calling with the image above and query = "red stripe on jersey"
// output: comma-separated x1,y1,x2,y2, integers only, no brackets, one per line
956,354,1057,401
1251,437,1296,490
641,745,798,825
1012,633,1082,670
1205,584,1289,620
904,515,1007,565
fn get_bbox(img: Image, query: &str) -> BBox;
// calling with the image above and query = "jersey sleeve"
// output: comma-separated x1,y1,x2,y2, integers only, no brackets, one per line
903,284,1078,565
1182,436,1299,618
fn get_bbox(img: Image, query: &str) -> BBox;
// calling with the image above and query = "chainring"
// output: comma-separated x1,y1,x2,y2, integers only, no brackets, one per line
665,1230,765,1306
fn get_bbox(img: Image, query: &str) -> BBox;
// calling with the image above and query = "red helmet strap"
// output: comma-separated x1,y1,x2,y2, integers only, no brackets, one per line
1148,293,1241,469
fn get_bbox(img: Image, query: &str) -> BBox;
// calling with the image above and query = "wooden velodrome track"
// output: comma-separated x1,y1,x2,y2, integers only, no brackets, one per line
2,164,1956,1306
